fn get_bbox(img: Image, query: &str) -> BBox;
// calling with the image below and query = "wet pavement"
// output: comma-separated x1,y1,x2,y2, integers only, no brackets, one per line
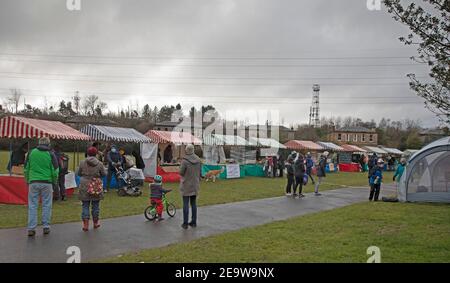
0,184,396,262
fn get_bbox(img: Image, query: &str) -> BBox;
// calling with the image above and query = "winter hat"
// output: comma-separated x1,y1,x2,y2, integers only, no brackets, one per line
185,144,195,155
154,175,163,184
87,146,98,157
323,151,329,157
39,137,51,146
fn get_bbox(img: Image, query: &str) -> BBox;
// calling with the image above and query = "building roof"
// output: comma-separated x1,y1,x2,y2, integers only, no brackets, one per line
336,126,374,133
0,116,90,140
284,140,324,151
145,130,202,145
81,124,150,143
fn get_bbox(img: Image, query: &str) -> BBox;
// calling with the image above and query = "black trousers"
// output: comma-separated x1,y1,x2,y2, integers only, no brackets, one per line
369,184,381,201
53,174,66,200
286,176,294,193
294,176,303,194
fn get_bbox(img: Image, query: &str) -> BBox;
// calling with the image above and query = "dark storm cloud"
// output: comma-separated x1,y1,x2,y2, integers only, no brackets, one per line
0,0,438,127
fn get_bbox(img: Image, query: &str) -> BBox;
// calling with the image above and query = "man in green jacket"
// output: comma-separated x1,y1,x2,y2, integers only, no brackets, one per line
24,137,60,237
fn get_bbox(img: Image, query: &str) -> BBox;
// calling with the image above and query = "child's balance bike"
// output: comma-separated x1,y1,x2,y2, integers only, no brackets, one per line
144,192,176,221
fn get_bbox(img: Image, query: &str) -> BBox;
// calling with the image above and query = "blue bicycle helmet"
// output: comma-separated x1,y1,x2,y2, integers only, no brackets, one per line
154,175,163,183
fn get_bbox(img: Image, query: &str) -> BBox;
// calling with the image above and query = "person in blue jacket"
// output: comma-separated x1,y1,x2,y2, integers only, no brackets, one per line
369,158,384,201
105,145,124,192
305,153,315,185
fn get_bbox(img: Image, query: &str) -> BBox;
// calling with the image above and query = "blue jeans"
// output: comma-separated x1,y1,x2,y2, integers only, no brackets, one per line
28,183,53,230
183,196,197,225
81,200,100,220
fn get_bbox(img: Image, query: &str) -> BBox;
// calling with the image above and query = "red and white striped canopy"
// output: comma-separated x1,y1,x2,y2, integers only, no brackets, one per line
340,144,367,153
284,140,325,151
0,116,91,140
145,130,202,145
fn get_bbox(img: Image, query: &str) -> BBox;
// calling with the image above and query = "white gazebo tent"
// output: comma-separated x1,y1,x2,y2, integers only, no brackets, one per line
398,136,450,203
250,137,287,157
203,134,257,164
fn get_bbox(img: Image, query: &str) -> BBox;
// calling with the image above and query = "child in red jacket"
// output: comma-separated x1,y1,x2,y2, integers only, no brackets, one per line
150,175,171,221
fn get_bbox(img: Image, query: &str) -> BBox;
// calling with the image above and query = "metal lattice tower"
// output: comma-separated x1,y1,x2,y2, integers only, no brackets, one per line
309,84,320,128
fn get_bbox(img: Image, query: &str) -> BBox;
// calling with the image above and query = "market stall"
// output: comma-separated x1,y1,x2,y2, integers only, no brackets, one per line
284,140,324,153
0,116,91,205
202,134,259,179
339,144,367,172
80,124,151,188
317,142,345,172
144,130,202,182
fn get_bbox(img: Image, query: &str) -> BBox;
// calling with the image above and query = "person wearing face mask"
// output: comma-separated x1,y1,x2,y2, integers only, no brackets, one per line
105,145,124,192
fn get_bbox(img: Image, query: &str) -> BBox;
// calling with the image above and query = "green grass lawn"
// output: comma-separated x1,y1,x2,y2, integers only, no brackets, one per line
97,201,450,263
0,150,394,228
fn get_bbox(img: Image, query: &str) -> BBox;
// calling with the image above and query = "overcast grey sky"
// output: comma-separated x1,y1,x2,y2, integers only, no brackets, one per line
0,0,440,127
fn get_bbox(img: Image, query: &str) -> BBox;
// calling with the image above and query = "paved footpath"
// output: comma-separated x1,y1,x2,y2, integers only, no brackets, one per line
0,184,396,263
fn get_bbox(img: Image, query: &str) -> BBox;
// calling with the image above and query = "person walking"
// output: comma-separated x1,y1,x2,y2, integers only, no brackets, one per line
293,153,305,198
24,137,59,237
314,151,329,196
106,145,123,192
285,156,294,196
305,153,315,184
179,144,201,229
77,147,107,231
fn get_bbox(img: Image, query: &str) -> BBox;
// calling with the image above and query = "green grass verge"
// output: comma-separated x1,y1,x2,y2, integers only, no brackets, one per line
97,201,450,263
0,150,394,228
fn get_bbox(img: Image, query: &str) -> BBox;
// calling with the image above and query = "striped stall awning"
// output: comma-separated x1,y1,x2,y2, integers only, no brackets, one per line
145,130,202,145
340,144,367,153
284,140,324,151
0,116,90,140
363,146,388,155
249,137,287,149
380,147,403,155
317,141,345,152
203,134,256,146
81,124,150,143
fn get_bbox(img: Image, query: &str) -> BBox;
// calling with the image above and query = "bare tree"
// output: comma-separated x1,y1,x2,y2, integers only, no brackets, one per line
82,95,99,116
72,91,81,114
5,89,22,114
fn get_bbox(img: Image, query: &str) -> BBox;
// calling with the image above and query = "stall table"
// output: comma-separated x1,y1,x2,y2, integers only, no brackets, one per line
0,174,75,205
338,163,361,173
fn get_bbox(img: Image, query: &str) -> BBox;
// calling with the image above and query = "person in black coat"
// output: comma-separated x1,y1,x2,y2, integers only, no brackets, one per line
132,150,146,170
285,156,294,196
293,153,306,198
278,154,285,178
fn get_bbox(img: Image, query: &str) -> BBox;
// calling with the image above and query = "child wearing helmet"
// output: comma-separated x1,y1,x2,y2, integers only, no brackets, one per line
150,175,172,221
369,159,384,201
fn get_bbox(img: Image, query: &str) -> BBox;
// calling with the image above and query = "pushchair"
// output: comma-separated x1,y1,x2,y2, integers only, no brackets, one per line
114,165,144,197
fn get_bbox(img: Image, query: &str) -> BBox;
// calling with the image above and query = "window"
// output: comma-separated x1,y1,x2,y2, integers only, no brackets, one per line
337,133,342,141
347,134,351,142
369,134,373,142
353,134,358,142
362,135,366,142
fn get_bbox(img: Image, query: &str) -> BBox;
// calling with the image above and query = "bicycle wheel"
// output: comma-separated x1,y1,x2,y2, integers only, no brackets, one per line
144,205,157,221
166,203,176,217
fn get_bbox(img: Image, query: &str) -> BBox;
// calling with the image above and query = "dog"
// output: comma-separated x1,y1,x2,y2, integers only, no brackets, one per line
204,167,225,182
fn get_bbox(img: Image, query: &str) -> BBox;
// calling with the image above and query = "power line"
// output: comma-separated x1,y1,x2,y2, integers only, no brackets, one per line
0,58,425,68
0,75,420,86
0,71,425,81
0,52,414,60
